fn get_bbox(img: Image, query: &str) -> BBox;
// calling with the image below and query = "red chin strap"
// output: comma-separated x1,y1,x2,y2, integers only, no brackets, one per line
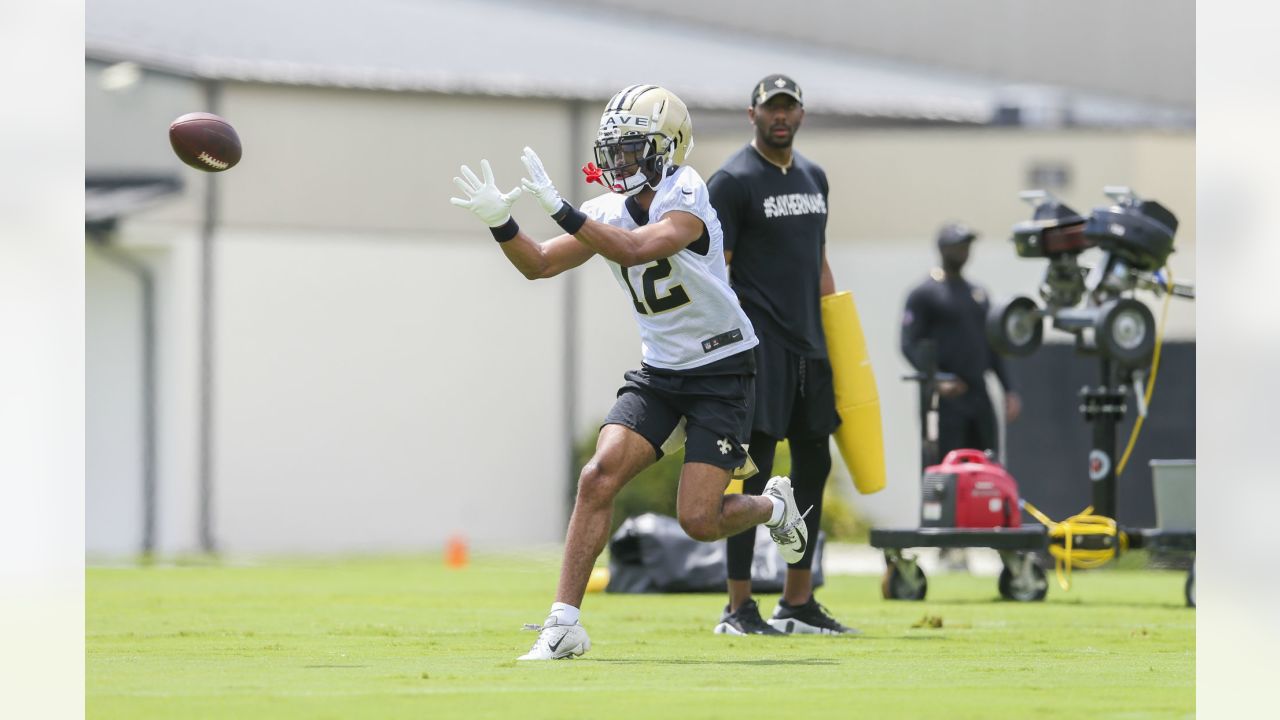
581,162,606,187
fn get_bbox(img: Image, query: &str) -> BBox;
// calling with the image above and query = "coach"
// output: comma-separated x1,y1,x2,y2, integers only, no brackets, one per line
707,74,857,636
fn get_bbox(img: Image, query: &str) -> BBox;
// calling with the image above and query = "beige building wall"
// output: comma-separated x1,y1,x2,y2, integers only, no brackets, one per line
87,76,1195,554
687,126,1195,336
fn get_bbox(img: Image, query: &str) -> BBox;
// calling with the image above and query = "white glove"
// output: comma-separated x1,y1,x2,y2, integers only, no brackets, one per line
449,159,523,227
519,146,566,215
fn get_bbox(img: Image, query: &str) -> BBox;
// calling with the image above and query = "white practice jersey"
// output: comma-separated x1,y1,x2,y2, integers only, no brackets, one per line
581,166,758,371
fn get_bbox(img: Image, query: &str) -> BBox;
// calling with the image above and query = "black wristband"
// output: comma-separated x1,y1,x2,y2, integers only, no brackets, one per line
489,217,519,243
551,201,588,235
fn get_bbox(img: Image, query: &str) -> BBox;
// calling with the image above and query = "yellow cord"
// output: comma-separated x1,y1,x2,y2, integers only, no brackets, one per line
1014,270,1174,591
1115,267,1175,477
1022,500,1129,591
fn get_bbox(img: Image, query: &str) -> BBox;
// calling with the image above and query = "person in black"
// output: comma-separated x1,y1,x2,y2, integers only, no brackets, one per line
706,74,858,636
901,223,1022,462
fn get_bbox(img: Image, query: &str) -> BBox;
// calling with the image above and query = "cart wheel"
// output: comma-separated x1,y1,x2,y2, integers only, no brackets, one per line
1095,298,1155,368
998,563,1048,602
1185,562,1195,608
882,562,928,600
986,295,1043,357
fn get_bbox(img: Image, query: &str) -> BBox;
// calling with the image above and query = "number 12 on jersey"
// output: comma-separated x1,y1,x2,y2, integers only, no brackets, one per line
618,259,691,315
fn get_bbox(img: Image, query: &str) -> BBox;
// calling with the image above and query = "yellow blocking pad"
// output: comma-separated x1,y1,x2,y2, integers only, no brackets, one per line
821,291,886,494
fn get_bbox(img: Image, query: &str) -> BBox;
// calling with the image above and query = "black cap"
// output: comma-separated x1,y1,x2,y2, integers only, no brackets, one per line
936,222,978,247
751,74,803,107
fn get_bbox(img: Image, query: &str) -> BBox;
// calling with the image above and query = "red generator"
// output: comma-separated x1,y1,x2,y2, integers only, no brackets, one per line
920,449,1022,529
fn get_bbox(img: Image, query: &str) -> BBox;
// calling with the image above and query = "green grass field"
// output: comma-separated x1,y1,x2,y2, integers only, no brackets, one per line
87,551,1194,719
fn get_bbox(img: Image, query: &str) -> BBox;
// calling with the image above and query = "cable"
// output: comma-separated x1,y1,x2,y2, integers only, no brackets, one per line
1015,271,1174,591
1022,500,1129,591
1115,266,1175,477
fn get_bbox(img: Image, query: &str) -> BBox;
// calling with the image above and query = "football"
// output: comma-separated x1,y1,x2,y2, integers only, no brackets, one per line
168,112,242,172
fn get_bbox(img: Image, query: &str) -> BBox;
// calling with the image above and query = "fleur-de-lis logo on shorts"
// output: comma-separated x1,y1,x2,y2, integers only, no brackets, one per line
717,438,732,455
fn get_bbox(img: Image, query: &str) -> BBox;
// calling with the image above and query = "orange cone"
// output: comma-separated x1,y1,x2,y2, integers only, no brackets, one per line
444,534,469,569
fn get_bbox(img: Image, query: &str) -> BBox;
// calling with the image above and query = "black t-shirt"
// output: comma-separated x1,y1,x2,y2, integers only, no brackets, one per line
708,144,830,358
900,270,1013,405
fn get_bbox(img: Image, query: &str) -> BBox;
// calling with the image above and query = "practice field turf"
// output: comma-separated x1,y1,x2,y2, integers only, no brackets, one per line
87,551,1194,719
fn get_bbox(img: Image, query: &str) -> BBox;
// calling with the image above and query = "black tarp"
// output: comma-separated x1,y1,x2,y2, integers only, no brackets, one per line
606,513,825,593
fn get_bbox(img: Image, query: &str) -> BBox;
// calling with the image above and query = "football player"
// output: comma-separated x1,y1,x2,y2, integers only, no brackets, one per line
450,85,809,660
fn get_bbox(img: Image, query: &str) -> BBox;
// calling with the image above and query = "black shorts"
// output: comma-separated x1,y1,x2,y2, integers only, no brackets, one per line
603,351,755,470
752,334,841,441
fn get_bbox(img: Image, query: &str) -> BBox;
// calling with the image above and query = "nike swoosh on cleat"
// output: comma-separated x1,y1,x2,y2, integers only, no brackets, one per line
547,635,566,653
794,531,807,556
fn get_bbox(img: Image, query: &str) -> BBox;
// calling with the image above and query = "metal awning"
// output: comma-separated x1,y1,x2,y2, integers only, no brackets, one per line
85,175,183,233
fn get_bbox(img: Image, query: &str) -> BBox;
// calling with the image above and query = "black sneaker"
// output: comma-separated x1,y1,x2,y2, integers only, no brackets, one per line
769,597,861,635
713,598,785,636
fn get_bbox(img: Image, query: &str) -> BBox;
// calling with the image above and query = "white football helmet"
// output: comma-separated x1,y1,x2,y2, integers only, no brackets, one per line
594,85,694,196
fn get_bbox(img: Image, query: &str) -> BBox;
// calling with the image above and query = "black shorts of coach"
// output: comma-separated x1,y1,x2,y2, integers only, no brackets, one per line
751,332,841,442
603,350,755,470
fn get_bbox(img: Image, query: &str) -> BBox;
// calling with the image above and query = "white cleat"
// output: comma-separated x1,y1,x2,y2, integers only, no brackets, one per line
763,476,812,565
517,617,591,660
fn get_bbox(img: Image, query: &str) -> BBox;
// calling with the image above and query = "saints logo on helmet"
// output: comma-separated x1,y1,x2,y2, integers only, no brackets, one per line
594,85,694,196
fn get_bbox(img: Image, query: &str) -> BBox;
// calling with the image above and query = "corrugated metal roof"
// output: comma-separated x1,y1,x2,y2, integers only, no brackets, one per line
86,0,1192,127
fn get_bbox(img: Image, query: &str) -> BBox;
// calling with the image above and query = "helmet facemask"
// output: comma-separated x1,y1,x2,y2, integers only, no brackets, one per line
593,132,670,196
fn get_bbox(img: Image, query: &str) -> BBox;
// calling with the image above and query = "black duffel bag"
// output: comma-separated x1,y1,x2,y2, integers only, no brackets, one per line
606,513,825,593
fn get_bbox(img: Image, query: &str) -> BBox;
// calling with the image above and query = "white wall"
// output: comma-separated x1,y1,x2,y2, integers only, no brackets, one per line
86,226,206,559
85,246,145,555
211,229,569,552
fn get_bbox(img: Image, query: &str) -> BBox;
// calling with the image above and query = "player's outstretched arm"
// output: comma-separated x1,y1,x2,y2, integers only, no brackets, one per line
449,158,594,280
574,211,701,266
501,231,596,280
519,146,700,266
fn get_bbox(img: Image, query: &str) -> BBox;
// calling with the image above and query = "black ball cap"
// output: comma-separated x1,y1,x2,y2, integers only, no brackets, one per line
751,74,803,107
937,222,978,247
